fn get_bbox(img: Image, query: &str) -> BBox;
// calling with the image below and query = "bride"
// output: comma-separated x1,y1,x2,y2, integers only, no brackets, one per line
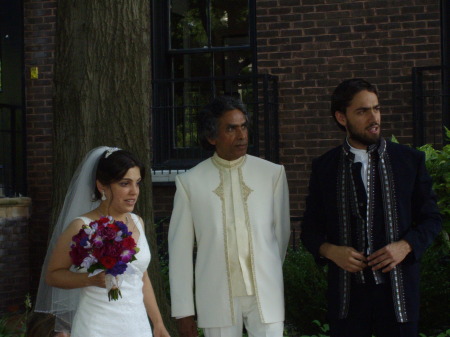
34,147,170,337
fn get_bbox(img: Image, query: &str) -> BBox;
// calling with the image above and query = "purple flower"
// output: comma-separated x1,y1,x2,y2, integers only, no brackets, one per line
84,223,98,238
120,249,135,263
114,231,123,242
81,255,98,269
92,235,103,247
107,261,127,276
72,231,88,244
116,222,130,235
80,236,92,248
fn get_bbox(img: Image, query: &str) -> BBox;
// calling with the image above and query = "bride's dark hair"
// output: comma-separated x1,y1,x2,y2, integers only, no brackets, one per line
93,150,146,201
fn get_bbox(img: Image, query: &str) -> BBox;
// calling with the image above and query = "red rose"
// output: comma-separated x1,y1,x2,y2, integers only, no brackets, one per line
122,237,137,250
93,245,106,259
97,226,117,240
100,256,118,269
97,217,110,225
107,223,119,231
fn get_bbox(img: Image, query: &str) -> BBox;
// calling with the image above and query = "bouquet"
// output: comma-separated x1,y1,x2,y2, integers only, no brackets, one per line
69,216,139,301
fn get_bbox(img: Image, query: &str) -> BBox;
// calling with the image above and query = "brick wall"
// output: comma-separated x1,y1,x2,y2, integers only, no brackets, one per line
23,0,57,296
153,185,176,220
22,0,443,302
256,0,441,216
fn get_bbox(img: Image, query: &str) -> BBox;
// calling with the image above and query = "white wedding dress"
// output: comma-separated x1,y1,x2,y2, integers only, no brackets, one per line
71,213,153,337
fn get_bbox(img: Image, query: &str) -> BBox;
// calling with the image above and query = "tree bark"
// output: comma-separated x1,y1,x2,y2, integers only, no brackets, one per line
52,1,176,335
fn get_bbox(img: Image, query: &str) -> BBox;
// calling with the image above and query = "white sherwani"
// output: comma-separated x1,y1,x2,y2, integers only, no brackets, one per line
169,154,290,328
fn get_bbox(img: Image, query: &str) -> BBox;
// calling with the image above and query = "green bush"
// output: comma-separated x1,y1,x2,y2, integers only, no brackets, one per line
0,316,15,337
419,230,450,335
298,320,330,337
283,246,327,335
0,295,30,337
420,330,450,337
415,128,450,335
417,127,450,234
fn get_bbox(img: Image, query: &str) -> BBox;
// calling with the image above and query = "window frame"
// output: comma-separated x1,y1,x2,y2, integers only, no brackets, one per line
151,0,258,170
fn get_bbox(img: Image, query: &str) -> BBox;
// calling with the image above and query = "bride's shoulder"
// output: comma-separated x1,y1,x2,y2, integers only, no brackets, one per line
79,210,98,222
57,217,86,241
65,217,86,232
130,213,144,226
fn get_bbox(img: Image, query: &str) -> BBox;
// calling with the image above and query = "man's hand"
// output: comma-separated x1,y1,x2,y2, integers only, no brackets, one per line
176,316,198,337
320,243,367,273
367,240,412,273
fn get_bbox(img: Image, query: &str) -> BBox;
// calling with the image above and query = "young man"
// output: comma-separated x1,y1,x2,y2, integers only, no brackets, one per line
169,96,291,337
301,78,442,337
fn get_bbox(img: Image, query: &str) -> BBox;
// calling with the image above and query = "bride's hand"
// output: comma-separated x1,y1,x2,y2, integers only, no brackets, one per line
87,271,106,288
152,322,170,337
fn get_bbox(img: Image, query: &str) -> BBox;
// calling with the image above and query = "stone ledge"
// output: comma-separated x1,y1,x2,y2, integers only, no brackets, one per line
0,197,32,219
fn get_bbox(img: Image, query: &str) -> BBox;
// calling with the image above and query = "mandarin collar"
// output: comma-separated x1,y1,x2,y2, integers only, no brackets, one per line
212,152,246,170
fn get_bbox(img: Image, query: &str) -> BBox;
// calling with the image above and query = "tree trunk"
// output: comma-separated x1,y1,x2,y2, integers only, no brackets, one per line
52,1,177,335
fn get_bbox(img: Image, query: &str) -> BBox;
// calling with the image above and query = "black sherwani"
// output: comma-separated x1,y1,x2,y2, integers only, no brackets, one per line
301,140,441,323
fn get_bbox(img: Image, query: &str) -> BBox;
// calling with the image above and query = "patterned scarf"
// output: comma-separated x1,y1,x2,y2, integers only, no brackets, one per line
336,137,409,322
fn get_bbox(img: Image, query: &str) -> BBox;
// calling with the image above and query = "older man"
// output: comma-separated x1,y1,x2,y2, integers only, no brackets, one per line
169,96,290,337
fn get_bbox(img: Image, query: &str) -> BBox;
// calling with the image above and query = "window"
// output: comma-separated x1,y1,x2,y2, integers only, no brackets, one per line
0,1,25,197
152,0,278,172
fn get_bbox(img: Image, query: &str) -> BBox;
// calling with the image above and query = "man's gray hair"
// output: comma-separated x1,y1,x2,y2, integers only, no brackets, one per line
197,96,248,151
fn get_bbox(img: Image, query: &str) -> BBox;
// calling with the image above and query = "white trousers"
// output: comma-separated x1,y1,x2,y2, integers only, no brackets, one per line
203,296,284,337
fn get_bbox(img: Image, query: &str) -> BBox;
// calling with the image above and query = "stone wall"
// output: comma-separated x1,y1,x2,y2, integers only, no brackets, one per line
0,197,31,314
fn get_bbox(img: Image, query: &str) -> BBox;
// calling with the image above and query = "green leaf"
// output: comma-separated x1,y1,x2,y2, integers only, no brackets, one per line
312,320,321,326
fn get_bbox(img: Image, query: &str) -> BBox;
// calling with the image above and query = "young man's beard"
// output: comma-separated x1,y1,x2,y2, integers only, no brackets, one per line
346,122,381,147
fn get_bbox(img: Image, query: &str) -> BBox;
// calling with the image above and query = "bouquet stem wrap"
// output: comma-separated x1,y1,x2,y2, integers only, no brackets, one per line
106,274,123,301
